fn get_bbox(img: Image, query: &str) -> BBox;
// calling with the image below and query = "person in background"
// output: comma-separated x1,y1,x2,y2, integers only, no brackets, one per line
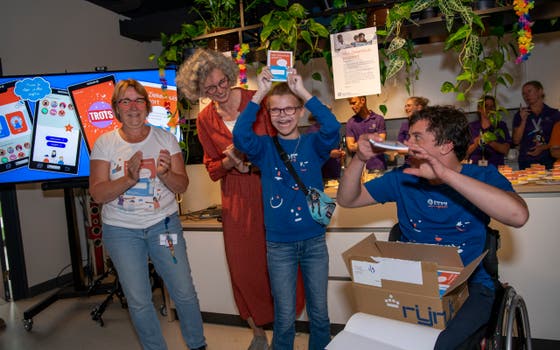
175,48,304,350
512,81,560,169
466,95,511,167
89,79,206,350
337,105,529,349
346,96,386,171
398,96,429,143
307,114,345,180
233,67,340,350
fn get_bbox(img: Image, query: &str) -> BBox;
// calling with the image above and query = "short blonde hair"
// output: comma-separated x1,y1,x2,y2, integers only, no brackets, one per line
111,79,152,121
409,96,429,109
175,48,239,101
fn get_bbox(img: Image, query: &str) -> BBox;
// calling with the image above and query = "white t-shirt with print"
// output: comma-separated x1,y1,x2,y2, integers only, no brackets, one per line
90,127,182,228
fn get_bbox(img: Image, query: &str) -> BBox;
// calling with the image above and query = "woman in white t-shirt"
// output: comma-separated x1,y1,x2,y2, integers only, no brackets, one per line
89,79,206,350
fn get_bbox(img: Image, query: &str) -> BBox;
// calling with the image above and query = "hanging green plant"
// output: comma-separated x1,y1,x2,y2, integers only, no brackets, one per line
259,0,330,65
329,0,367,33
149,22,206,69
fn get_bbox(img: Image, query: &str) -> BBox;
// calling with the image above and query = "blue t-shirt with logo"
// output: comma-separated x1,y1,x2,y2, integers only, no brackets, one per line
364,164,514,289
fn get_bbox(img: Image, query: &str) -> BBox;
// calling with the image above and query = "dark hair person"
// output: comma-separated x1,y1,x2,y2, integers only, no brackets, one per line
338,105,528,349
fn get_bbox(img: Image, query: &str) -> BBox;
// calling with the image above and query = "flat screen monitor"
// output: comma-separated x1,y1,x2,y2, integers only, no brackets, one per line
0,68,178,186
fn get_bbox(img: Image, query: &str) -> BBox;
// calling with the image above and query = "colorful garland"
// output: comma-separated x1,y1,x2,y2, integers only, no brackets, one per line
159,68,180,128
514,0,535,64
233,43,250,89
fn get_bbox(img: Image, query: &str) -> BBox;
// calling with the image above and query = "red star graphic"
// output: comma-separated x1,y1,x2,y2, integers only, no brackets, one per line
65,124,73,132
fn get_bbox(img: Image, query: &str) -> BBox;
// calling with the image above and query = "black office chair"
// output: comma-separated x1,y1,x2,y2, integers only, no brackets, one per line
388,224,532,350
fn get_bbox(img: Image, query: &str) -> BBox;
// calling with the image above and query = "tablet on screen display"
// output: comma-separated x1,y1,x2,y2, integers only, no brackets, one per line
0,81,33,173
29,88,82,174
69,75,118,152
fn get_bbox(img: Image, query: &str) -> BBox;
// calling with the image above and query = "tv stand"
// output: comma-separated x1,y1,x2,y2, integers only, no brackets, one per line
22,183,109,331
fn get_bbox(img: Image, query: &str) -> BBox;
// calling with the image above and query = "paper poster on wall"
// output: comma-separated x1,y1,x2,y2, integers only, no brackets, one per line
330,27,381,99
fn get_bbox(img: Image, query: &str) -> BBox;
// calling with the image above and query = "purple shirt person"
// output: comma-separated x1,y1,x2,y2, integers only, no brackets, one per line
307,118,345,179
513,81,560,169
467,96,511,167
346,96,386,170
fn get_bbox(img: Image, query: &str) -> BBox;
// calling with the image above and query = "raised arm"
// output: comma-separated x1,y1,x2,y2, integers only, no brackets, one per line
512,107,530,145
404,143,529,227
337,133,381,208
156,149,189,194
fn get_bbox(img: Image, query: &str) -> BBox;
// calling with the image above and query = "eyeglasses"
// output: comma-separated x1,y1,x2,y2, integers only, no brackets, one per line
269,106,302,117
204,77,229,96
118,98,147,107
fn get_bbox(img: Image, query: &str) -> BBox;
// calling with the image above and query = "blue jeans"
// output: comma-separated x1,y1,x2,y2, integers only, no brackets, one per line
267,235,331,350
434,283,495,350
103,213,206,350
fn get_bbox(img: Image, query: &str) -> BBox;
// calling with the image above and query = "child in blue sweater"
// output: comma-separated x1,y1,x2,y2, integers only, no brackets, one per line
233,67,340,350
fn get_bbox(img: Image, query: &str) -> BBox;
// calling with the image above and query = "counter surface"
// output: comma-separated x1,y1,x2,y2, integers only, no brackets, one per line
324,183,560,196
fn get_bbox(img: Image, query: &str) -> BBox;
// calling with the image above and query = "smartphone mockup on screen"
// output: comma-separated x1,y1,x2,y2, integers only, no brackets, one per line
0,81,34,173
28,88,82,174
68,75,117,152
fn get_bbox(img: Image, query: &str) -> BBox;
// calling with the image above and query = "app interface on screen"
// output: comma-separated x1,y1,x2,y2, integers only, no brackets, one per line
0,82,33,172
30,89,81,172
142,81,180,142
69,76,117,151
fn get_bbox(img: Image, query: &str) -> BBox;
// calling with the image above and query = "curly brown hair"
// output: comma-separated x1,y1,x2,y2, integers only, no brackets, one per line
410,105,471,161
175,48,239,101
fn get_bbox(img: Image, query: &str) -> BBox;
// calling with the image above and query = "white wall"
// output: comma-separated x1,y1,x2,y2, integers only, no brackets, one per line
0,0,161,75
0,0,160,289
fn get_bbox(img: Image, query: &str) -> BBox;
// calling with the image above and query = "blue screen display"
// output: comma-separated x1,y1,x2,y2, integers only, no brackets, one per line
0,69,178,185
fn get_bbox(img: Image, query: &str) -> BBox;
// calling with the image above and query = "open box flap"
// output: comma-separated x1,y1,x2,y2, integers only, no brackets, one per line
376,240,464,267
342,234,383,276
443,250,487,296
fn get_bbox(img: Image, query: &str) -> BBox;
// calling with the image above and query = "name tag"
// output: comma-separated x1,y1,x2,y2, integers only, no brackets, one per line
160,234,177,246
478,159,488,167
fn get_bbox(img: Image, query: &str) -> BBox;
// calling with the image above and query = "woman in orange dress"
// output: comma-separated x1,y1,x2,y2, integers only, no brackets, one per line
176,49,304,350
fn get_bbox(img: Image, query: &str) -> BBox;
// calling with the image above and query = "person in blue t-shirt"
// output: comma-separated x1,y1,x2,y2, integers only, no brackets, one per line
337,106,529,350
233,67,340,350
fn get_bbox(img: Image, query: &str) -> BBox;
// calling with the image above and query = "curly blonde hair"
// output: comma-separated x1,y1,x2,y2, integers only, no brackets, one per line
175,48,239,101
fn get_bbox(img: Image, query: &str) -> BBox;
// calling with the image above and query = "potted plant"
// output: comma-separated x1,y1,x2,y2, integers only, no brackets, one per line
258,0,330,65
149,22,206,69
329,0,367,33
191,0,271,51
382,0,516,101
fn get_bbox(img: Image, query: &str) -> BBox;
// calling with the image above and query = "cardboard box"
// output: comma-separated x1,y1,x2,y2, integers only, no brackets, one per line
342,234,485,330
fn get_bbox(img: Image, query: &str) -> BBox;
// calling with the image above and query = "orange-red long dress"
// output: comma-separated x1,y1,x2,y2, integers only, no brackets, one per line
196,89,304,326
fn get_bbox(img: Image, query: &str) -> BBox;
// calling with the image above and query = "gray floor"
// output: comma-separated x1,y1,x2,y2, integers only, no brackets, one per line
0,291,310,350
